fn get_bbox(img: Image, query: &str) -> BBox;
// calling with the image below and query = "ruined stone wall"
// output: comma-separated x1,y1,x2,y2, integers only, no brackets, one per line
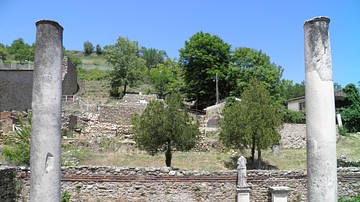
2,166,359,202
0,167,18,202
280,123,306,149
62,57,78,95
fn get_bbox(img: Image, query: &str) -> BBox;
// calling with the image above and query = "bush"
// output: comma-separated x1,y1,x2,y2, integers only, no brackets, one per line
339,195,360,202
2,112,31,165
61,191,71,202
284,109,306,124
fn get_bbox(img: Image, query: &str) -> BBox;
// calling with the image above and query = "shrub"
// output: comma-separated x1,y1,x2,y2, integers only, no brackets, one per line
339,195,360,202
2,112,31,165
284,109,306,124
61,191,71,202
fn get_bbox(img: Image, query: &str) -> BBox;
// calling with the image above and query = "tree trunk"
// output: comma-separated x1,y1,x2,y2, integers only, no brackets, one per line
251,134,256,168
257,149,262,169
123,84,127,97
165,142,172,167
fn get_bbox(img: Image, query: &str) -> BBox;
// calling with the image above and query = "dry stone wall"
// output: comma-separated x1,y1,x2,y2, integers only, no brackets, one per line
280,123,306,149
2,166,359,202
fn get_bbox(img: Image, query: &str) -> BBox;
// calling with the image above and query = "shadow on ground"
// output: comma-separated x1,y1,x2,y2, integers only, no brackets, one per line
224,156,278,170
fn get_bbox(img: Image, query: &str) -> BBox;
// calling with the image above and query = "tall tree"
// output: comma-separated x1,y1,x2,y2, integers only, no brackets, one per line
132,93,200,167
83,41,94,55
105,37,145,97
139,47,167,71
220,79,283,168
95,44,102,55
0,43,8,61
179,32,231,109
282,80,305,100
230,47,284,102
9,38,33,63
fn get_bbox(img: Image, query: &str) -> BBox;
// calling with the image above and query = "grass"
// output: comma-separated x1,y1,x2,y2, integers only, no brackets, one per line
73,134,360,171
337,133,360,160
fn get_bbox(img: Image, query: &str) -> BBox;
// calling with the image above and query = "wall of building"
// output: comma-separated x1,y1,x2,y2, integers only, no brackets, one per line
1,166,359,202
0,57,78,111
0,70,33,111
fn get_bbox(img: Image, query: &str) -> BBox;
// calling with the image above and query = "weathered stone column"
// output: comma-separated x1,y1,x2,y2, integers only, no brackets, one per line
30,20,63,202
304,16,337,201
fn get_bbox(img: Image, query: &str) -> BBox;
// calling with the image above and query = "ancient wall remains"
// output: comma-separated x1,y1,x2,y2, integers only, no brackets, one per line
280,123,306,149
1,166,359,201
62,57,78,95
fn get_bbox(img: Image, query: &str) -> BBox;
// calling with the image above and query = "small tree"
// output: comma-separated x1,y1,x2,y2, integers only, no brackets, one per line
83,41,94,56
132,93,200,167
220,79,283,168
96,44,102,55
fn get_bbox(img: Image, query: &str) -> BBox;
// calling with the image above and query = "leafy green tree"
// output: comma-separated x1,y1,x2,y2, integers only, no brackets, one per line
230,47,284,102
150,64,172,98
132,93,200,167
83,41,94,56
139,47,167,71
9,38,33,63
0,43,8,61
105,37,145,97
2,112,31,165
340,83,360,132
179,31,231,109
96,44,102,55
220,80,283,168
282,80,305,100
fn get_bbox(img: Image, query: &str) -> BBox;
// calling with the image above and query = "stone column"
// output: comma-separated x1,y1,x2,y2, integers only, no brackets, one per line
304,16,337,201
30,20,63,202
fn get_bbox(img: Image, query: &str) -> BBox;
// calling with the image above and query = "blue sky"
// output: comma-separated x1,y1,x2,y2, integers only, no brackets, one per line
1,0,359,86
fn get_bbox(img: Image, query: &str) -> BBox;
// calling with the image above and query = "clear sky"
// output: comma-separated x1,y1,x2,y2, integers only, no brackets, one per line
1,0,359,86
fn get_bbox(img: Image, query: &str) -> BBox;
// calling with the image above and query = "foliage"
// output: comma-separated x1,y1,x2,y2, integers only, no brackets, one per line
96,44,102,55
83,41,94,56
229,47,284,103
338,126,348,137
77,67,110,81
179,31,231,109
2,112,31,165
8,38,34,63
132,93,201,167
220,80,283,167
282,80,305,100
284,109,306,124
105,36,145,97
64,50,82,67
149,59,183,98
139,47,167,71
338,195,360,202
0,43,8,61
339,83,360,132
61,191,71,202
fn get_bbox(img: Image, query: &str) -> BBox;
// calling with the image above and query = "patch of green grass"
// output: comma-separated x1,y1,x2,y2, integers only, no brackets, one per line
337,134,360,161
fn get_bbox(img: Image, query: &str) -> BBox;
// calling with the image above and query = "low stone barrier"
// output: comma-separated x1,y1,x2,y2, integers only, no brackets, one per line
2,166,358,201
